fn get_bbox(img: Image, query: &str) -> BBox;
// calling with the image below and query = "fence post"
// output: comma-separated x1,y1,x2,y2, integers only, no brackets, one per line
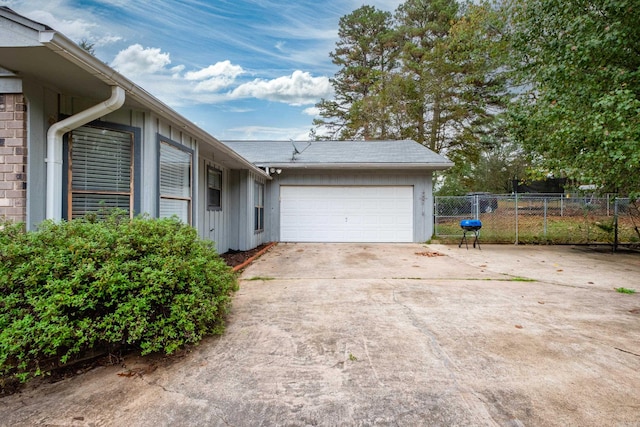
544,197,548,237
474,194,479,220
515,193,519,245
614,198,619,252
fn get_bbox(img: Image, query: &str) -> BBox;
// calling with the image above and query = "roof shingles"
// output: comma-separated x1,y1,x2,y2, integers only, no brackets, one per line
223,140,453,169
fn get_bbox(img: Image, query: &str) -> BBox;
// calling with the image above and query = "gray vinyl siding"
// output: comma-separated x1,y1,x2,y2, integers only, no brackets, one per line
224,169,268,251
22,80,50,229
265,169,434,243
249,172,268,250
198,156,231,253
20,79,215,238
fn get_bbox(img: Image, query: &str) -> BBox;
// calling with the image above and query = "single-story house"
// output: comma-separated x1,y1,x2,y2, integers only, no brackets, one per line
0,7,452,251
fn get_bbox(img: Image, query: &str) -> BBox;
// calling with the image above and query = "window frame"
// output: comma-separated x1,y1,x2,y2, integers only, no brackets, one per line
207,166,222,211
254,181,264,232
157,135,194,225
63,120,141,220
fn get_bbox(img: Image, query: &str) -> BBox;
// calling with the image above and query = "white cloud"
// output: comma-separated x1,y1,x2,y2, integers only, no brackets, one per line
26,9,96,41
193,77,238,93
19,8,122,48
106,45,331,109
224,125,314,141
93,35,123,47
111,44,172,76
184,61,244,81
170,65,185,78
230,70,333,106
303,106,320,116
184,61,245,92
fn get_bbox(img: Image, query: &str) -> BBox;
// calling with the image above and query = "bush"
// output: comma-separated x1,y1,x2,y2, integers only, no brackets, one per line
0,212,237,384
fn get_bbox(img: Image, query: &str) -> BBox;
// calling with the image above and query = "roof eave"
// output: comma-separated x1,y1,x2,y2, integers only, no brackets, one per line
254,162,455,171
37,31,268,178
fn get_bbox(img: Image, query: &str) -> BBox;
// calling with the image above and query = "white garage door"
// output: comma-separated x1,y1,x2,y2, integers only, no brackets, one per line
280,186,413,242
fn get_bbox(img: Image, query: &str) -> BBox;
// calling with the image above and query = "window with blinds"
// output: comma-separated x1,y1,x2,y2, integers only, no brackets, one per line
68,125,134,219
207,166,222,211
159,140,192,223
254,182,264,232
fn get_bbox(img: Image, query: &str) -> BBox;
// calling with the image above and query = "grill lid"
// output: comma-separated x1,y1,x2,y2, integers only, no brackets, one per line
460,219,482,229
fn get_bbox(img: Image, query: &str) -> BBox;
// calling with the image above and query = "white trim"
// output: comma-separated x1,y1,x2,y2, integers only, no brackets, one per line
255,162,454,171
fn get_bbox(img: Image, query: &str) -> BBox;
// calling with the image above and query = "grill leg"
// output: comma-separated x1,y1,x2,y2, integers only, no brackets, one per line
473,230,481,250
459,231,469,249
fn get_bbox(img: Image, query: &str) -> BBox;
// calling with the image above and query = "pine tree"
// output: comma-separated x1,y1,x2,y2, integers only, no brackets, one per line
314,6,400,140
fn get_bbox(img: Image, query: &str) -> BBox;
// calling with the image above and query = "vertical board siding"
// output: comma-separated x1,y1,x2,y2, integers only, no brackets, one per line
245,171,267,251
198,157,229,254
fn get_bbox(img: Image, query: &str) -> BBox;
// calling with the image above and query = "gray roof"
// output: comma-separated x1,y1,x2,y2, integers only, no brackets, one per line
223,140,453,170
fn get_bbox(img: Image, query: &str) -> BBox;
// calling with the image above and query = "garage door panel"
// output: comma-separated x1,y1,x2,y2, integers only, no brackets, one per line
280,186,413,242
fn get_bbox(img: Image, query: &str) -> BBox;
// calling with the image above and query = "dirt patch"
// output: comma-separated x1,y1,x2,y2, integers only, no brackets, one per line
415,250,444,257
220,243,271,268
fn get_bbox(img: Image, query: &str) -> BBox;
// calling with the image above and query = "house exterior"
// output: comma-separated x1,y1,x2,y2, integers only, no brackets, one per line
224,140,452,243
0,7,452,251
0,7,270,252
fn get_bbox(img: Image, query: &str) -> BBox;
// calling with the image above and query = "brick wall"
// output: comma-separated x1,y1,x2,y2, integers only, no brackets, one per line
0,93,27,223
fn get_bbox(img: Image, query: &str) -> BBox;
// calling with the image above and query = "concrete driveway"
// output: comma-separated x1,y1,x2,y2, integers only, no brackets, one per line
2,243,640,426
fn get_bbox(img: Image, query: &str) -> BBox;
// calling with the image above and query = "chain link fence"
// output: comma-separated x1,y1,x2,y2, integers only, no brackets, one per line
434,194,640,246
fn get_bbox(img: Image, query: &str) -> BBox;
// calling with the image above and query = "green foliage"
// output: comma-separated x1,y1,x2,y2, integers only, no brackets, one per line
395,0,511,160
78,38,95,56
314,5,399,140
615,287,636,294
437,134,529,195
0,213,237,383
508,0,640,197
315,0,513,192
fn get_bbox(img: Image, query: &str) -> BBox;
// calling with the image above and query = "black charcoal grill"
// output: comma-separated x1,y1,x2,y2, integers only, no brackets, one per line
459,219,482,250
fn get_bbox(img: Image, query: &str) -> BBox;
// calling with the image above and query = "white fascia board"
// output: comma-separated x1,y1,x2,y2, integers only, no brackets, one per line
255,162,455,171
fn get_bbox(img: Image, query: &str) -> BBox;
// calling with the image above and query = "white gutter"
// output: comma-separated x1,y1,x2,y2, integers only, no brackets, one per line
45,86,125,220
254,162,455,171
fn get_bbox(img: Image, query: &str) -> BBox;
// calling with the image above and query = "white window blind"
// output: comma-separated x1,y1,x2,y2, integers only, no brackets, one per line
159,141,192,223
254,182,264,231
69,126,133,218
207,166,222,210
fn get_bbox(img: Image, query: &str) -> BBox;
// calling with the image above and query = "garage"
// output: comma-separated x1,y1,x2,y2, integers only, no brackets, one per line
224,139,454,244
280,186,413,242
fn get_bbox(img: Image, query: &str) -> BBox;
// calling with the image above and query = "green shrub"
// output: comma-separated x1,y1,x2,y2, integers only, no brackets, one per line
0,212,237,384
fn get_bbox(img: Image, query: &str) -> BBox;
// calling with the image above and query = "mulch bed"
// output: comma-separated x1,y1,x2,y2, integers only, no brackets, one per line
220,243,271,268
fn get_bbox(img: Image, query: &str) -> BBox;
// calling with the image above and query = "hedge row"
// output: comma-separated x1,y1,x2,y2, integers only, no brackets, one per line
0,213,237,383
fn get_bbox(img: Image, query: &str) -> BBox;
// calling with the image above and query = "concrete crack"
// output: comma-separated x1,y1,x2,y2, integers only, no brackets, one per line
361,333,384,386
390,284,500,427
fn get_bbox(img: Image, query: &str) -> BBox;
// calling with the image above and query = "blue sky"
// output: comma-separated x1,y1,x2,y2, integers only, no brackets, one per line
3,0,404,140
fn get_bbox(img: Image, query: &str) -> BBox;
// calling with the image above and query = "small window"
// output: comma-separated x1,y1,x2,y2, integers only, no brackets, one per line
254,182,264,232
159,139,192,224
207,166,222,211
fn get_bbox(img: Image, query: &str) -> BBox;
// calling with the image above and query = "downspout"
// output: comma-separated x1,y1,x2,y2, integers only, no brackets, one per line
45,86,126,220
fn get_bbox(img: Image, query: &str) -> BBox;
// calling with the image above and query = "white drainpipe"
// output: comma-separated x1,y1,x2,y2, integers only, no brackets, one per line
45,86,126,220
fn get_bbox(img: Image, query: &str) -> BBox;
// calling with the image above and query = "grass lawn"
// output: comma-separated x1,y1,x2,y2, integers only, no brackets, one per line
435,213,640,244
